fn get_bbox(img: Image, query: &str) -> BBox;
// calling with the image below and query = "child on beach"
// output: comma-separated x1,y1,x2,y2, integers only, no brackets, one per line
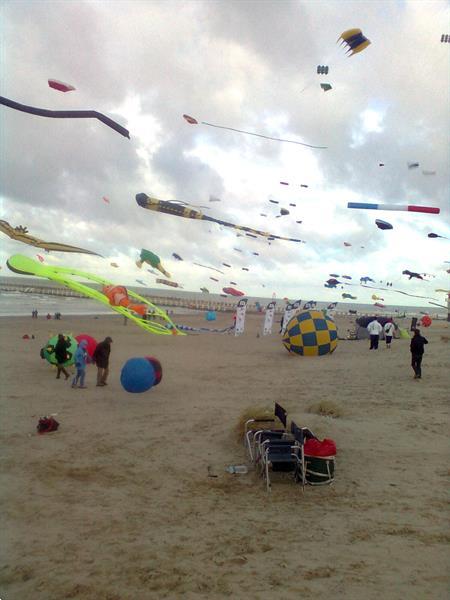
71,340,89,388
54,334,71,380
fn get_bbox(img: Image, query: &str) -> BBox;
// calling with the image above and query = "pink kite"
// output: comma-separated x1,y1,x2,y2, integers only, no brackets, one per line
48,79,76,93
102,196,110,204
37,254,45,262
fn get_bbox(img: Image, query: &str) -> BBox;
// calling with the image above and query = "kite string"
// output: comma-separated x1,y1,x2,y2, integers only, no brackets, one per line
200,121,327,149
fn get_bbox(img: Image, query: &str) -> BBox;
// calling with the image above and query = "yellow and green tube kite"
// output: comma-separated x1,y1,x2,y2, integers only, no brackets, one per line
7,254,184,336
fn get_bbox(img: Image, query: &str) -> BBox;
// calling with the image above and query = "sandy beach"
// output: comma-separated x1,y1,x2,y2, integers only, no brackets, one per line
1,312,449,599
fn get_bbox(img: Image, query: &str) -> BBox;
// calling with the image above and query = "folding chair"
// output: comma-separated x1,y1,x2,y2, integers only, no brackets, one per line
245,402,288,462
260,439,302,492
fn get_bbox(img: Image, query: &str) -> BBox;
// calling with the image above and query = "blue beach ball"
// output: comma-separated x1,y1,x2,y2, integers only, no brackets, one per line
120,358,155,393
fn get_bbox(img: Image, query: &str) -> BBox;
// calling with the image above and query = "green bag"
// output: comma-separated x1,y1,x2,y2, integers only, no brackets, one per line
304,455,335,485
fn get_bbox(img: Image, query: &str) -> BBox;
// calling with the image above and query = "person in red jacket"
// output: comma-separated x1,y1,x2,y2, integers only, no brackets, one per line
410,329,428,379
92,337,113,386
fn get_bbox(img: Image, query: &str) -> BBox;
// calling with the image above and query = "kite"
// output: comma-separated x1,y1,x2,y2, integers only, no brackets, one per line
379,163,385,167
6,254,183,335
371,294,384,301
200,287,209,293
327,302,338,310
317,65,329,74
136,249,170,278
326,278,341,287
37,254,45,263
0,95,130,138
280,208,290,216
407,162,419,169
182,114,327,149
136,193,305,244
342,293,356,300
280,182,309,188
338,29,371,56
342,275,352,280
222,287,245,297
172,253,183,261
441,34,450,43
104,285,147,316
209,195,221,202
344,242,352,247
329,273,340,278
102,196,110,204
422,170,436,176
48,79,76,93
269,200,279,204
402,270,424,280
348,202,440,214
320,83,332,92
253,252,259,256
360,276,375,283
428,233,449,239
135,279,147,286
193,262,224,274
0,219,101,256
110,262,119,268
222,263,231,268
210,277,219,282
156,278,183,288
147,268,158,275
289,203,296,207
375,219,393,230
296,220,303,224
242,267,249,271
233,248,242,253
260,213,267,217
374,302,385,308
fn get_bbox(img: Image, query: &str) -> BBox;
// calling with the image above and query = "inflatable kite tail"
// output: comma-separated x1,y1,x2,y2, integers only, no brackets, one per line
136,260,143,268
157,264,171,278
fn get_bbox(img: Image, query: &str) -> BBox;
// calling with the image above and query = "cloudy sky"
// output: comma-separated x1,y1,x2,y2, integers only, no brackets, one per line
1,0,449,306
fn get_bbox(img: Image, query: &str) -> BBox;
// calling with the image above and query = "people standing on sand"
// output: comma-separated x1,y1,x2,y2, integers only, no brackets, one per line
410,329,428,379
71,340,89,389
367,317,383,350
384,319,395,349
93,337,113,386
54,334,71,380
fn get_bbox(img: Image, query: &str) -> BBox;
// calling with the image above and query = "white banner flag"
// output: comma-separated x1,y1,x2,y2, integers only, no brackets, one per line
234,298,248,336
281,299,301,334
263,301,276,335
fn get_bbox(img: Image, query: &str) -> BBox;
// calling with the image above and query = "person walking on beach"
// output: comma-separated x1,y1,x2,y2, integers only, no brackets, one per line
383,319,395,349
54,334,71,380
410,329,428,379
367,317,383,350
71,340,89,389
93,337,113,386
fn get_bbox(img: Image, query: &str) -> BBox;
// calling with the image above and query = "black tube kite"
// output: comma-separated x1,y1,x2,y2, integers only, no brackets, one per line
0,96,130,139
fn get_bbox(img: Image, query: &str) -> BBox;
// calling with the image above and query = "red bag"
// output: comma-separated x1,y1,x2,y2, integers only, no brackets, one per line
304,438,336,457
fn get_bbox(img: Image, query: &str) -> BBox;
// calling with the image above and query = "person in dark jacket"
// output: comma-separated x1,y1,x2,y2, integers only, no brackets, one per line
92,337,113,386
410,329,428,379
54,333,71,380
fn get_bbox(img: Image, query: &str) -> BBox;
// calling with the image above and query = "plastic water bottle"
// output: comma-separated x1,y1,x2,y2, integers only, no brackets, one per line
225,465,248,474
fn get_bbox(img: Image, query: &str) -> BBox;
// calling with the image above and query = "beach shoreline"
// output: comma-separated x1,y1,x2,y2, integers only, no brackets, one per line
1,313,449,599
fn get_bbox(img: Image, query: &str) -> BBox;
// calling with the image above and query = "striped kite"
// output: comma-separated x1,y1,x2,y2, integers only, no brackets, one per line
136,193,305,244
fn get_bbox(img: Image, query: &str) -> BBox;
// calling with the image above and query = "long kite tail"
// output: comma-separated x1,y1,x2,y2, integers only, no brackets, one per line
200,121,327,149
201,214,304,243
0,96,130,139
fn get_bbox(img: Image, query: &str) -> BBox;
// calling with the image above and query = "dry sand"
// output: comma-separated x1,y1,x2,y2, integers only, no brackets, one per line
1,312,449,600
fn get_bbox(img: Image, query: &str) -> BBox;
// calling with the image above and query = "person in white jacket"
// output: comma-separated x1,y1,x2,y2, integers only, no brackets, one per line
367,318,383,349
383,319,395,349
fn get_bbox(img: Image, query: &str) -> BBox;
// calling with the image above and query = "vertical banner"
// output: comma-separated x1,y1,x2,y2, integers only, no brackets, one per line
263,301,276,335
234,298,248,336
281,300,301,334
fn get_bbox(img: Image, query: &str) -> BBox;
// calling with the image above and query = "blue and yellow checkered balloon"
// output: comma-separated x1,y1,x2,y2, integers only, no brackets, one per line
282,310,338,356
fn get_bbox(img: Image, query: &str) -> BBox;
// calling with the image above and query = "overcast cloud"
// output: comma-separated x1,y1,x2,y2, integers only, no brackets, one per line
1,0,449,306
